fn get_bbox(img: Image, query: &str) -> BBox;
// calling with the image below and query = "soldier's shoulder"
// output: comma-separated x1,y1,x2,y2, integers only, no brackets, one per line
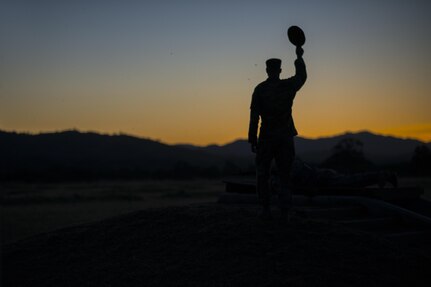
280,78,294,84
254,80,269,91
255,80,268,88
278,78,296,87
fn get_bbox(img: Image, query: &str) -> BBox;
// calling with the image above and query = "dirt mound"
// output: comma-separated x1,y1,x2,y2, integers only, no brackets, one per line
2,203,430,286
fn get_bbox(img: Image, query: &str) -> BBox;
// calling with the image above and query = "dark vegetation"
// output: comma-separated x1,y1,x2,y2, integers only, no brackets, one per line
320,138,374,173
411,144,431,175
1,130,430,181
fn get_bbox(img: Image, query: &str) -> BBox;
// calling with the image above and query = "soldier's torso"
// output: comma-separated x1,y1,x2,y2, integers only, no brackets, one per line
255,78,298,138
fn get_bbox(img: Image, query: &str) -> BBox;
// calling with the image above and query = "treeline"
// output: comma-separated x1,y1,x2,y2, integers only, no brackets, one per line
311,138,431,176
1,131,430,181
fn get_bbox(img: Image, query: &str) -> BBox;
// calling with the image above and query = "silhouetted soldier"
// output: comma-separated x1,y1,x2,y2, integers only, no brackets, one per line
248,47,307,220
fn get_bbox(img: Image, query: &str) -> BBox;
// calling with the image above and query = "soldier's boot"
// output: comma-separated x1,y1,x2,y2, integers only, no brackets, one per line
278,183,293,221
387,172,398,188
280,207,289,222
259,206,273,221
378,172,387,188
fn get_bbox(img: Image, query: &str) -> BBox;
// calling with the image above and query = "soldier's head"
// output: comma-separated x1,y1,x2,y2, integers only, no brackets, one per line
266,58,282,79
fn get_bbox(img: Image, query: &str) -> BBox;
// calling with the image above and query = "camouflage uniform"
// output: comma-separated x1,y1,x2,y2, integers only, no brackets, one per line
248,57,307,210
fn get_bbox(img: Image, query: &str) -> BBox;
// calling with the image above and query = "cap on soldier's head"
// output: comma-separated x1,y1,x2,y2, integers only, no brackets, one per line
266,58,282,70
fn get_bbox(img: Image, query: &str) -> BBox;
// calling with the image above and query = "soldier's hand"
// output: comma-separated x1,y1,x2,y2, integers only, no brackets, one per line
251,143,257,153
296,47,304,58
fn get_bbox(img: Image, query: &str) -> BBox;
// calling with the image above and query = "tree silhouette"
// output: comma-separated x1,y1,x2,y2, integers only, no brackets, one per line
321,138,374,173
411,144,431,175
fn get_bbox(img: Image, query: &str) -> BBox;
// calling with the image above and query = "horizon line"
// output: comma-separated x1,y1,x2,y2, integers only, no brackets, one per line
1,128,430,147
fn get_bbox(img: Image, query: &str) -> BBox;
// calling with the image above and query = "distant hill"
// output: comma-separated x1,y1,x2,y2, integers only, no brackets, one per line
177,131,430,165
0,130,429,180
0,130,224,180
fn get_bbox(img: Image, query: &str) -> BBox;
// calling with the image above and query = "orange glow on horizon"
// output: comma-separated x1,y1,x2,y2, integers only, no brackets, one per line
3,125,430,146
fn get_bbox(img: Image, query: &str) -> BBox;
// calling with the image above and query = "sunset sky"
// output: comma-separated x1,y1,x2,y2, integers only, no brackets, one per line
1,0,430,145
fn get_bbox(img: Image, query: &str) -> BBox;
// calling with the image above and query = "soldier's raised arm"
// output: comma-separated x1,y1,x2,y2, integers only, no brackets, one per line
291,47,307,92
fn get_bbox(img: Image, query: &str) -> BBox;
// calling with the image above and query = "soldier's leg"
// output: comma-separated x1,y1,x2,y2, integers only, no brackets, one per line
256,140,274,213
274,137,295,212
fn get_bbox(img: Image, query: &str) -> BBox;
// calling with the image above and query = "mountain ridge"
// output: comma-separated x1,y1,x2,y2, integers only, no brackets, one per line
0,129,429,180
0,129,225,180
176,130,430,164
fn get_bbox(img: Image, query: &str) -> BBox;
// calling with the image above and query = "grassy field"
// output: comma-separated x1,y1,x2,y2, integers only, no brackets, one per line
1,180,224,245
1,177,430,245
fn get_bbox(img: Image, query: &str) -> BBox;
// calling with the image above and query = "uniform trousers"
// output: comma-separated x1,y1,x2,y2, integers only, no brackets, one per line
256,135,295,210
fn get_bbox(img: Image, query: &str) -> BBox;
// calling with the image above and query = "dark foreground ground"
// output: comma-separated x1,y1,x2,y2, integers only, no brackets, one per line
2,203,431,287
